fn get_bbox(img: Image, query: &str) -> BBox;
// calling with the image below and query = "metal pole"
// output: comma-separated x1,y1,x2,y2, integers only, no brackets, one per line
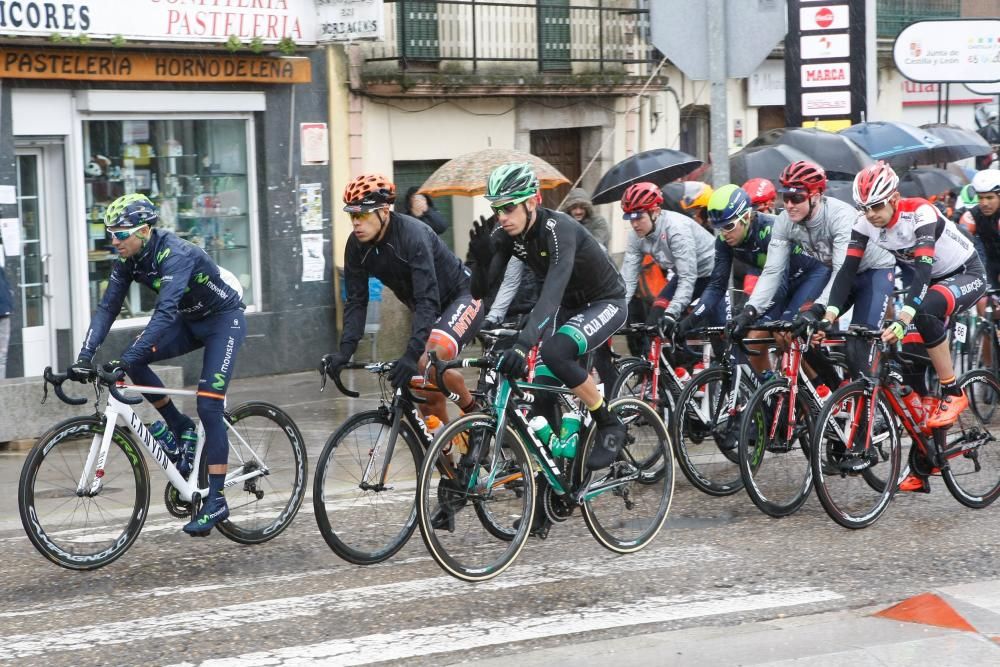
327,44,345,334
471,0,478,71
707,0,729,185
865,0,877,121
598,0,604,74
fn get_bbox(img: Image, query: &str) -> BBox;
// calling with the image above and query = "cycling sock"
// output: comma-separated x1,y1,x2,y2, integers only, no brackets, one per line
460,396,477,413
940,375,961,397
588,398,614,426
159,400,195,438
208,473,226,501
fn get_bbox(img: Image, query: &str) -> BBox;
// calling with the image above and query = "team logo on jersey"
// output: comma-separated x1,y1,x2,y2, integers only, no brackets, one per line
546,218,557,230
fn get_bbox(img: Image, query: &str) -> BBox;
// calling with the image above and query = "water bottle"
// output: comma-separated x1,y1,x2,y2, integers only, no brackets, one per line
815,384,832,401
553,410,583,458
528,415,557,450
674,367,691,384
177,427,198,478
149,421,180,461
899,385,924,424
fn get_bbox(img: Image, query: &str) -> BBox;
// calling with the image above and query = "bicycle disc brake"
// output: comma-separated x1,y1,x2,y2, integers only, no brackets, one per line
164,483,193,518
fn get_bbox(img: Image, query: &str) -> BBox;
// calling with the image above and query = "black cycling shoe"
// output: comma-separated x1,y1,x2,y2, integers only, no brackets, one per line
429,506,456,532
513,512,552,540
586,417,627,471
182,495,229,536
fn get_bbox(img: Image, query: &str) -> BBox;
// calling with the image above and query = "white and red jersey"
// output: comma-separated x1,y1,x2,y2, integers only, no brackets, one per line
849,197,975,278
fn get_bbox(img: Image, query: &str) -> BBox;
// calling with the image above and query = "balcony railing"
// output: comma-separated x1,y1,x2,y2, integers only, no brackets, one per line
877,0,961,39
360,0,653,76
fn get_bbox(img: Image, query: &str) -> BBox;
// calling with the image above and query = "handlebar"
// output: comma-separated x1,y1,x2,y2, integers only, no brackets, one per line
427,350,526,400
321,359,427,403
43,366,144,406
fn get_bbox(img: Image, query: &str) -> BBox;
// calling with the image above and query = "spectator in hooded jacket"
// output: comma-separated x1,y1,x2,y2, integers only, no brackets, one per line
400,186,449,236
561,188,610,251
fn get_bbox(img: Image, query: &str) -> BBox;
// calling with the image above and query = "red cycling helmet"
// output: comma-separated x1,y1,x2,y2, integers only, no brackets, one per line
742,178,777,207
779,160,827,195
621,182,664,220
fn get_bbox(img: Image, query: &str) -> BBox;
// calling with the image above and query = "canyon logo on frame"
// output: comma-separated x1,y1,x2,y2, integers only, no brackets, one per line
0,0,321,45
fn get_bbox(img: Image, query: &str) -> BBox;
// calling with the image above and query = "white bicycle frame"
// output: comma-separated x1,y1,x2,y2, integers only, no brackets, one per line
77,383,267,503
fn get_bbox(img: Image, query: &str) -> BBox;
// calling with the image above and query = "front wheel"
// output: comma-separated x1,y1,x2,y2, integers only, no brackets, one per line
19,416,150,570
810,382,901,529
313,409,422,564
577,397,674,553
416,413,535,582
942,370,1000,508
206,402,307,545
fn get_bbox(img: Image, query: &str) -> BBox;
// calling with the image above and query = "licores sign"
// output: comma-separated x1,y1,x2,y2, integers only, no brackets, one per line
0,0,321,45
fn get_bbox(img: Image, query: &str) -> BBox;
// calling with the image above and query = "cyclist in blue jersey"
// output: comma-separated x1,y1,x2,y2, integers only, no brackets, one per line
67,194,246,536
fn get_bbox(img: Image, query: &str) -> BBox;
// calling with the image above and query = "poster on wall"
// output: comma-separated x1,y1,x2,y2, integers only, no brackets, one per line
299,183,324,231
1,219,21,256
301,123,330,166
301,233,325,282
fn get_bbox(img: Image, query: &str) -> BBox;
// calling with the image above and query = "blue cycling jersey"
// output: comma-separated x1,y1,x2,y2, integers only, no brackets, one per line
80,229,245,366
696,212,828,317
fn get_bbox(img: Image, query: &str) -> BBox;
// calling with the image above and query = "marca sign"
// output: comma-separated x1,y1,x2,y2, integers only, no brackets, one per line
801,62,850,88
0,0,320,45
894,19,1000,83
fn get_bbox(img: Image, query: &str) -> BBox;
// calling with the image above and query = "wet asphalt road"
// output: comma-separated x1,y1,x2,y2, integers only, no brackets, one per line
1,368,998,666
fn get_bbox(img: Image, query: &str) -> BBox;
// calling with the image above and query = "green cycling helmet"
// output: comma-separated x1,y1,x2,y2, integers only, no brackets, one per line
485,162,539,203
706,184,751,227
956,184,979,211
105,193,158,228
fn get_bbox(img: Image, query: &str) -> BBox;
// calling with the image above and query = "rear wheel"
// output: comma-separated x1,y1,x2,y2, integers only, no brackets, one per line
942,370,1000,508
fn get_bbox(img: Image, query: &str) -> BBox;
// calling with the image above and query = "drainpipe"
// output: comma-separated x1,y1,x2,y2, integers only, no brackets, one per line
327,43,352,334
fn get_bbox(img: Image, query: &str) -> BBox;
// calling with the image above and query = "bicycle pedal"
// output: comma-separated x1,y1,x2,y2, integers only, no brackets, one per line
186,529,212,538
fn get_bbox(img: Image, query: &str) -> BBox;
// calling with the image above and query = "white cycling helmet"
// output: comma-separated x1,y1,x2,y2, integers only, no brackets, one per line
971,169,1000,195
853,161,899,206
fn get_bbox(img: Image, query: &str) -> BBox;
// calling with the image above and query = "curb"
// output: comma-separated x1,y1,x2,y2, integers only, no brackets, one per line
0,439,34,452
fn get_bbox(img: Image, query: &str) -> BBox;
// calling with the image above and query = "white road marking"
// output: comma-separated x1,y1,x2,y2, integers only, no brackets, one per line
0,545,729,660
175,587,844,667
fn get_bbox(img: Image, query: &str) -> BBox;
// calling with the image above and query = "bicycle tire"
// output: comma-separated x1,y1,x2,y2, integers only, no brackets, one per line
312,409,422,564
203,402,307,545
738,378,814,517
19,416,150,570
942,370,1000,508
810,382,901,529
611,359,675,444
970,329,999,422
672,366,754,497
416,413,535,582
577,397,674,553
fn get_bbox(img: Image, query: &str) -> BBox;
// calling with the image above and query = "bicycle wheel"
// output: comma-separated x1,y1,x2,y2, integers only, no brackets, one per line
313,410,422,564
970,330,999,422
942,370,1000,508
810,382,901,529
673,365,755,496
611,360,675,431
417,413,535,582
738,378,814,517
205,402,307,544
18,416,150,570
577,397,674,553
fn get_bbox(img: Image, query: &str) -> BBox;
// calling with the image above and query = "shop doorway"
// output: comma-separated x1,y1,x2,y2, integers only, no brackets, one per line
15,144,68,376
530,128,581,210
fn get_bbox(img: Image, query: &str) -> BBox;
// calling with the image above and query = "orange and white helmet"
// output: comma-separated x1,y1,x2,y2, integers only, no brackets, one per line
852,161,899,207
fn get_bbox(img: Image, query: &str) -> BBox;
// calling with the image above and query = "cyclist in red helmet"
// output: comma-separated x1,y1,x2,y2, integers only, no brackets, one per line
742,177,777,214
619,181,724,336
322,173,485,431
819,162,986,491
727,160,896,396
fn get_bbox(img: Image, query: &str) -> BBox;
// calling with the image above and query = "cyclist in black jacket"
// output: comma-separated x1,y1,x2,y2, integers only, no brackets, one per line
468,163,628,471
322,174,484,426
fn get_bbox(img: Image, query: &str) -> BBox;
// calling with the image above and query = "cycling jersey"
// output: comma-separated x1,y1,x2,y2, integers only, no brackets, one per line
80,229,244,366
696,211,828,318
620,210,716,317
748,196,895,313
962,205,1000,286
828,197,976,315
471,206,624,349
341,211,472,363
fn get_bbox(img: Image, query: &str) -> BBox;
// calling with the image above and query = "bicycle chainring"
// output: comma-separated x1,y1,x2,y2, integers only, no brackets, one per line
543,485,574,523
164,482,192,518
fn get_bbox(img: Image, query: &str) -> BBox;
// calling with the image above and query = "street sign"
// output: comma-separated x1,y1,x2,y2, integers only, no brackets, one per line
969,82,1000,95
316,0,385,43
649,0,787,80
893,19,1000,83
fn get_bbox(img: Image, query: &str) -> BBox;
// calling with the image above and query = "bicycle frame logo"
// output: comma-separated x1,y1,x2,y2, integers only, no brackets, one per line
128,412,173,472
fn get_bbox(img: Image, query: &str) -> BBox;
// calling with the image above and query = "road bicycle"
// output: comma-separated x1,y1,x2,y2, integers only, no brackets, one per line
416,352,674,582
312,328,519,566
19,367,307,570
811,327,1000,529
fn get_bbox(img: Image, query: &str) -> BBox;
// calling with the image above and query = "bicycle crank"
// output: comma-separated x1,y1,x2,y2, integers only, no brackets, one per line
164,483,193,518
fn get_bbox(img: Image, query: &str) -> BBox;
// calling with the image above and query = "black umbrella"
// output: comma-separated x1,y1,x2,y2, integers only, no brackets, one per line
592,148,703,204
840,121,945,169
745,127,873,180
897,167,965,199
729,144,814,187
824,180,856,206
919,124,993,164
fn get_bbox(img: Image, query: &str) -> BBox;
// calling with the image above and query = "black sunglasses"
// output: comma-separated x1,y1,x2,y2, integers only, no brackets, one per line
857,199,890,214
491,202,520,215
781,192,809,205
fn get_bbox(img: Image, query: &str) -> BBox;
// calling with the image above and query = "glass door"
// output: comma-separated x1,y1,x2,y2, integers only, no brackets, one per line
15,150,54,375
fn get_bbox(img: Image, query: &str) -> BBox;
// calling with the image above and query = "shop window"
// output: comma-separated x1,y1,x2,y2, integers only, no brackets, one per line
680,105,710,163
83,118,256,322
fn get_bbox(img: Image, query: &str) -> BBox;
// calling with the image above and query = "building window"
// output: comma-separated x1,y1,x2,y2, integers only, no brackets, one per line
680,105,710,163
82,118,256,322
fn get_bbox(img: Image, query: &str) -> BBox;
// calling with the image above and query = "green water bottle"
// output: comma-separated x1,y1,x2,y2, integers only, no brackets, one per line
553,410,583,458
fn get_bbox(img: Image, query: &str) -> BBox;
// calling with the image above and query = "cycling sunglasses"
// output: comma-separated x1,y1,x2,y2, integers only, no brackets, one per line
107,225,147,241
781,191,809,205
491,201,522,215
857,199,890,214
